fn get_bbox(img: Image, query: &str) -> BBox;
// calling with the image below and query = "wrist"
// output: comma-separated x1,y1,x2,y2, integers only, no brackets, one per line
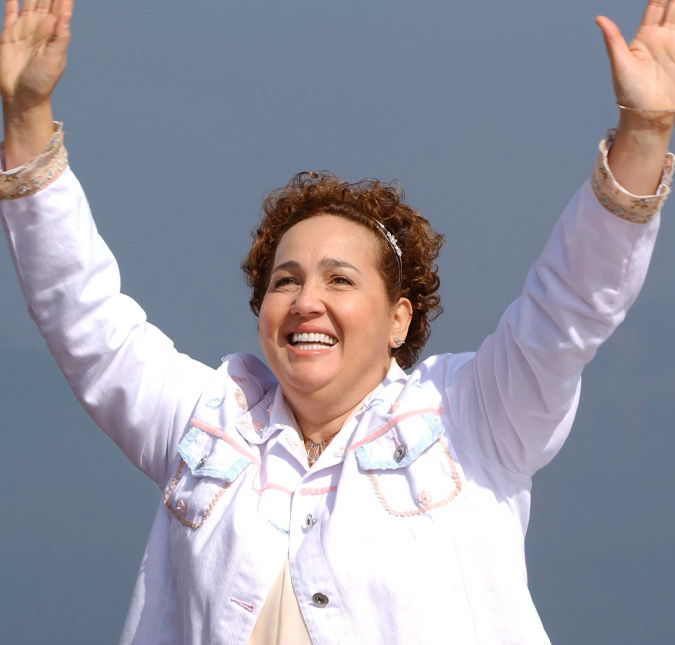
615,108,675,138
608,116,672,196
2,102,54,170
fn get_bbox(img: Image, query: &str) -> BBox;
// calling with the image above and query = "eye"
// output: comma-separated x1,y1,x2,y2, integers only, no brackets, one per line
272,276,297,289
331,275,354,286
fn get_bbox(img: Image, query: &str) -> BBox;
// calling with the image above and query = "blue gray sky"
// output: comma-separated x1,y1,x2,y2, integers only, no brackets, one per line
1,1,674,643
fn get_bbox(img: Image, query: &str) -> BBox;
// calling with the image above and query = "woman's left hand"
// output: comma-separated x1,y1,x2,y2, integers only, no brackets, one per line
597,1,675,118
596,1,675,196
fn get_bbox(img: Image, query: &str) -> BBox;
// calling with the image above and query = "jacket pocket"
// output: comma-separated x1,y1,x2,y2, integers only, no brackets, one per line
354,412,463,517
164,426,254,530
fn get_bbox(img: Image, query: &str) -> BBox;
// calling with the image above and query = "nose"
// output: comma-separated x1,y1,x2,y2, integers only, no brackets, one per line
290,282,326,316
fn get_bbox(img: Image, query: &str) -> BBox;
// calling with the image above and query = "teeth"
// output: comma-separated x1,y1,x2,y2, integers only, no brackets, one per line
295,343,330,350
291,332,337,346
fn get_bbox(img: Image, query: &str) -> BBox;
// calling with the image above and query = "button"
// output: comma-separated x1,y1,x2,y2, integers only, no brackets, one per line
393,444,408,462
197,456,207,469
305,514,317,529
176,499,187,516
312,592,329,607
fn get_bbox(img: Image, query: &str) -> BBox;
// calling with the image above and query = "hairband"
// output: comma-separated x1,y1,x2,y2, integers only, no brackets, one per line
373,220,402,287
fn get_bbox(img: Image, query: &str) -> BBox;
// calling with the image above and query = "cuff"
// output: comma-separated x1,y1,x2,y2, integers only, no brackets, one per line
591,129,674,224
0,122,68,200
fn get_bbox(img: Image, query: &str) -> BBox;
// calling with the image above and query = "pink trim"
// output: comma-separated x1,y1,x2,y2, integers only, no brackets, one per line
251,481,294,497
190,418,261,465
298,486,338,495
230,598,255,612
190,419,295,498
347,407,444,452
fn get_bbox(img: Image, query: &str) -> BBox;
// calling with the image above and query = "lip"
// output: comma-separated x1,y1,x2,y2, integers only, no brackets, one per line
286,342,338,358
284,324,340,357
286,324,339,338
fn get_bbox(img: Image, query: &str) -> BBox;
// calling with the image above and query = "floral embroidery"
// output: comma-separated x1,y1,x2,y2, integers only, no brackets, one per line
367,436,462,517
0,122,68,200
163,458,230,530
206,397,225,409
231,375,248,385
417,490,433,507
234,389,248,410
591,130,674,223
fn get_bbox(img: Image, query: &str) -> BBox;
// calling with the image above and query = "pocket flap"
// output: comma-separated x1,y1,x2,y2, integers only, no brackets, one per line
354,412,444,471
177,426,253,482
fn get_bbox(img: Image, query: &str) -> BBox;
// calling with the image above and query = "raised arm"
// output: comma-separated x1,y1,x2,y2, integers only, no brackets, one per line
446,1,674,477
0,1,215,486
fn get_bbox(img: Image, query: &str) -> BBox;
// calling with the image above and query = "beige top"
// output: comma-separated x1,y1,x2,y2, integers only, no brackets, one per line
248,559,313,645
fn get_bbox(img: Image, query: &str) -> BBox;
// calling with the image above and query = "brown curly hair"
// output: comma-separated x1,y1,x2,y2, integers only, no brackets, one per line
241,171,444,369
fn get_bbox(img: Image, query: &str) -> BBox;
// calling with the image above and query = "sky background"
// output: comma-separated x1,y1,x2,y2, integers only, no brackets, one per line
1,1,674,643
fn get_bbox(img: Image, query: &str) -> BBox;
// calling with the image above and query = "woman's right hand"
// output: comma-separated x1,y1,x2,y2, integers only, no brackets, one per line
1,0,72,110
1,0,73,168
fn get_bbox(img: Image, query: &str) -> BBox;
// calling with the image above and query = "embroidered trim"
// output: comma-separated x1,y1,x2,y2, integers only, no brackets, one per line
230,598,255,612
591,130,674,223
267,520,290,535
297,486,339,495
0,122,68,200
163,458,231,530
368,437,462,517
347,407,444,453
189,418,261,465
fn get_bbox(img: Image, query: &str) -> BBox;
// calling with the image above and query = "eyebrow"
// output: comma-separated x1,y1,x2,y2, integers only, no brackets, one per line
271,258,362,274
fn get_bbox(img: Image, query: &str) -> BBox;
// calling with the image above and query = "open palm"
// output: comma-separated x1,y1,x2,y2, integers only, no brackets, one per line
0,0,72,109
598,0,675,112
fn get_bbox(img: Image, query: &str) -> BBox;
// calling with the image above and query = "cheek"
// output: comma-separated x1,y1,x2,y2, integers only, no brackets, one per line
258,295,286,338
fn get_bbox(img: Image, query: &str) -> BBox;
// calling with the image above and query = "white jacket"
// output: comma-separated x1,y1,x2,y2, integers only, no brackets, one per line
0,135,667,644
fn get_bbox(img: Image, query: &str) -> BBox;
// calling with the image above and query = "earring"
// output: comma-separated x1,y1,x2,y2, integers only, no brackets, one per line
393,337,405,347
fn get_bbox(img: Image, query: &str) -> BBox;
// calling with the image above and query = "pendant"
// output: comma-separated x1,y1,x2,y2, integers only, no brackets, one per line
307,439,325,465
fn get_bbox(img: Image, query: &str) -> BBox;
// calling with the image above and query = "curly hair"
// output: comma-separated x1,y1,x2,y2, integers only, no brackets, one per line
241,171,444,369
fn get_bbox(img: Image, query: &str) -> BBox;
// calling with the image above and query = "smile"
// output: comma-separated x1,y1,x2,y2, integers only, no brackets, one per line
288,332,338,351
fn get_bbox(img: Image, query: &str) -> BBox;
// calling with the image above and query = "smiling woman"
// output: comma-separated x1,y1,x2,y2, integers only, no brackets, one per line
2,1,675,644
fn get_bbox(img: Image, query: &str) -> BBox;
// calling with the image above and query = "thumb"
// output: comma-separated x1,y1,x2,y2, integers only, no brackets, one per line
595,15,631,74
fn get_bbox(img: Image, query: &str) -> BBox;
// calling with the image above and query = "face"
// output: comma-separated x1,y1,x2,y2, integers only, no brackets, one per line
258,215,409,407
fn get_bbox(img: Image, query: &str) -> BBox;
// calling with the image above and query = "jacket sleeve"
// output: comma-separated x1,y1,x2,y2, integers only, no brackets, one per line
446,141,672,478
0,135,214,488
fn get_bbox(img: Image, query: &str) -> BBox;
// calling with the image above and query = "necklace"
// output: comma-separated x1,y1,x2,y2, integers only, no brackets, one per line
305,431,339,465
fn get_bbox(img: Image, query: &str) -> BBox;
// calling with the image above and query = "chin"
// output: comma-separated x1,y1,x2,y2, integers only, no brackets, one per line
284,370,338,395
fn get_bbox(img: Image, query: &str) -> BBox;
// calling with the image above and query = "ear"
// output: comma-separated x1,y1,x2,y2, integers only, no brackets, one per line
389,297,413,348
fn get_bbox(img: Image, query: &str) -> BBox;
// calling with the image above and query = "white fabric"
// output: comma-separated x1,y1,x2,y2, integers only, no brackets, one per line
0,168,661,644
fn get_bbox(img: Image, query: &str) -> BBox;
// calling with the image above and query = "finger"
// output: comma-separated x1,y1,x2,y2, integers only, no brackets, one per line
47,8,70,51
22,0,38,12
641,0,668,27
596,16,632,74
3,0,20,26
54,0,72,19
35,0,53,13
664,0,675,26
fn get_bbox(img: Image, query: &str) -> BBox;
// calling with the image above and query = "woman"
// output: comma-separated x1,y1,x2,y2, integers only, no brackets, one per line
1,1,674,643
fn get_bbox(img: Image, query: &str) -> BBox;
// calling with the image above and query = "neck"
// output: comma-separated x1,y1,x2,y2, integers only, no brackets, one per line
284,365,389,443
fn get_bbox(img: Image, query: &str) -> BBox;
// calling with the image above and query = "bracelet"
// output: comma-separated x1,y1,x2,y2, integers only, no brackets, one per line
617,102,675,114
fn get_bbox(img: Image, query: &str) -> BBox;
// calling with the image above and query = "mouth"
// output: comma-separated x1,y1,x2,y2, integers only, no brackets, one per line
287,332,338,351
